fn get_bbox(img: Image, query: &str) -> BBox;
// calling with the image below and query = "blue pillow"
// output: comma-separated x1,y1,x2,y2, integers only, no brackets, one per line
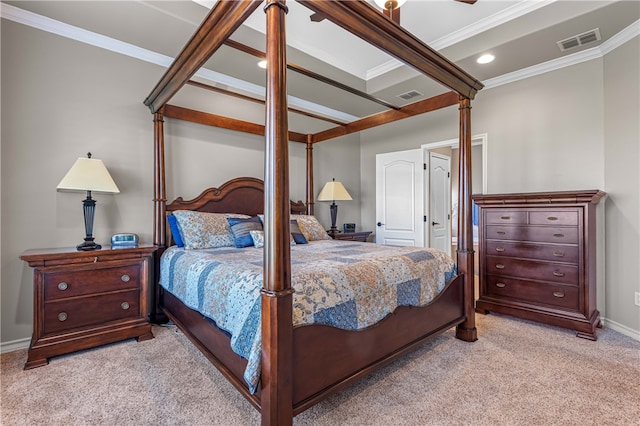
167,214,184,247
290,220,308,244
227,216,263,248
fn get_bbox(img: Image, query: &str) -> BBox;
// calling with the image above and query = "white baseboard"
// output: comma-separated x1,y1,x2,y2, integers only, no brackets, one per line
1,337,30,354
601,317,640,341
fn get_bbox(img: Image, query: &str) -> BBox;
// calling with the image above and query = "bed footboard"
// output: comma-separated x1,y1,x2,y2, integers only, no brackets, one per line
291,274,465,413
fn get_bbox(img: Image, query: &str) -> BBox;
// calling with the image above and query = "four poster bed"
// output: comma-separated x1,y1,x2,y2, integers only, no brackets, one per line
144,1,483,424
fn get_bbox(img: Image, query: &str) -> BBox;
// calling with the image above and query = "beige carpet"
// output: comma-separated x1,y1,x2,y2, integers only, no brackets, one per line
2,314,639,425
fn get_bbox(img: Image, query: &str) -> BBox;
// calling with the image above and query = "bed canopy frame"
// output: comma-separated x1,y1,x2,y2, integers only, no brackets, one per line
144,1,483,424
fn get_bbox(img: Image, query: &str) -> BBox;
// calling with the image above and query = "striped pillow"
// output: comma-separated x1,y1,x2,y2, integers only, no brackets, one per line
227,216,263,248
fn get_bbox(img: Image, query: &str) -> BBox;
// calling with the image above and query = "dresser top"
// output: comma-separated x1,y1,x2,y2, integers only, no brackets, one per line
472,190,606,206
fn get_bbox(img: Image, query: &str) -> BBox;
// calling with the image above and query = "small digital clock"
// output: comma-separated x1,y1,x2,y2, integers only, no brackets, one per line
111,233,139,248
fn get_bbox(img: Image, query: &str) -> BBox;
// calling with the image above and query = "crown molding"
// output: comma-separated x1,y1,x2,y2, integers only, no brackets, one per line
483,19,639,91
0,3,360,123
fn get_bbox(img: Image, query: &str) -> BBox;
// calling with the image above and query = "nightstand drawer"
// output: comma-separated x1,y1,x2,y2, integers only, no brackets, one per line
43,290,140,334
486,256,578,284
44,265,140,301
486,276,579,310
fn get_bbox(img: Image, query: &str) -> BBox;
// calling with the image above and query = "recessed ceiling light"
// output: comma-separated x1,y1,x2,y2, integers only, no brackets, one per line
477,54,495,64
257,60,267,69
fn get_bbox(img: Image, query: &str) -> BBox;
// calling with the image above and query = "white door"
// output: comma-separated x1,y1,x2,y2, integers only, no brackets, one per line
428,152,451,252
375,149,424,246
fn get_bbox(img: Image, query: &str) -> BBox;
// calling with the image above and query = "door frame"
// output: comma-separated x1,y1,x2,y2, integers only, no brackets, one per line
422,133,488,250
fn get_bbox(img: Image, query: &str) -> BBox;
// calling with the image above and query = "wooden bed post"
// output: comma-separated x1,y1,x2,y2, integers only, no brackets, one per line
455,96,477,342
153,110,166,247
306,136,314,216
262,1,293,425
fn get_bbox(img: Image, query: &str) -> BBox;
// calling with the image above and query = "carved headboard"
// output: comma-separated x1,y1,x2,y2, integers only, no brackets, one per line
165,177,307,245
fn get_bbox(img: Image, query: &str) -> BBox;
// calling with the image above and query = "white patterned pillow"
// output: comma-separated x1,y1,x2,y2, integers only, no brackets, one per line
172,210,249,249
249,230,296,248
295,215,331,241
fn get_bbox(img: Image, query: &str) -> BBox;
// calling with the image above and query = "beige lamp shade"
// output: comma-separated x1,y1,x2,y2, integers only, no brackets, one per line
57,156,120,194
317,180,352,202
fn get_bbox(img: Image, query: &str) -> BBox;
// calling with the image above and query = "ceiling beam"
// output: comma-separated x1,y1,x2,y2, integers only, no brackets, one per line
186,80,348,126
143,0,262,113
163,104,308,144
311,91,459,143
223,39,401,111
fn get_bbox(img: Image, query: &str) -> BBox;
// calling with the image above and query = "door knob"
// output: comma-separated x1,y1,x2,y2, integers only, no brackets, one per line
377,222,384,227
432,221,440,226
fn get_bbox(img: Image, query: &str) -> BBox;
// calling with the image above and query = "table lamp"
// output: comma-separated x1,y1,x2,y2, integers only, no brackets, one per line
56,152,120,251
317,178,352,233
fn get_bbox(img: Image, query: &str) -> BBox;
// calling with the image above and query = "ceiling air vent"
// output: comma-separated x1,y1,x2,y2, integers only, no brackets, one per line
397,90,423,100
557,28,601,52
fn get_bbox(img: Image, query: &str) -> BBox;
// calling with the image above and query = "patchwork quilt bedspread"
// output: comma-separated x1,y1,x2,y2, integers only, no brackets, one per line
160,240,457,393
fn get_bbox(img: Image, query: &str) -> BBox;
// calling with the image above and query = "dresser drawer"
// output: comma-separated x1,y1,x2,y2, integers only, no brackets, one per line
485,211,527,225
43,290,140,334
486,276,579,310
485,241,579,264
485,225,579,244
44,265,140,301
529,210,578,226
486,256,578,284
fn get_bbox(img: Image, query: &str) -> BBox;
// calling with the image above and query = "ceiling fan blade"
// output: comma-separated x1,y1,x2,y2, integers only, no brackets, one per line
309,12,326,22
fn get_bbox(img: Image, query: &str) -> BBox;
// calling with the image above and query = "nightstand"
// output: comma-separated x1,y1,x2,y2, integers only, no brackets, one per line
20,244,157,369
327,230,372,242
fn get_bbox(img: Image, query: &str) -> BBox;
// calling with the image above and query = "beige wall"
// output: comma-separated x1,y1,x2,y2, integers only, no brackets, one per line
603,36,640,333
0,19,361,344
2,17,638,345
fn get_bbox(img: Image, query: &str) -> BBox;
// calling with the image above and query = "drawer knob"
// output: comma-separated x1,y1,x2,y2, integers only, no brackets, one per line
57,282,68,291
57,312,68,322
553,251,565,257
500,216,510,220
547,216,558,221
552,270,565,277
121,274,130,282
495,264,505,269
495,282,506,288
553,291,565,298
553,233,565,238
121,302,130,310
496,231,506,235
495,247,505,252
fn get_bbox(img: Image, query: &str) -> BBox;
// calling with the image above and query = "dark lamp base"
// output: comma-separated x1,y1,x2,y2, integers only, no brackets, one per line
77,241,102,251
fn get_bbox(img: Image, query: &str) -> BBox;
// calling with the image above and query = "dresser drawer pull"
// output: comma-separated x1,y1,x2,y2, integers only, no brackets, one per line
495,264,505,269
500,216,511,220
553,291,565,298
121,274,131,283
121,302,130,310
495,282,506,288
57,282,68,291
495,247,505,252
553,251,565,257
552,271,565,277
553,233,564,238
57,312,68,322
496,231,506,235
547,216,558,221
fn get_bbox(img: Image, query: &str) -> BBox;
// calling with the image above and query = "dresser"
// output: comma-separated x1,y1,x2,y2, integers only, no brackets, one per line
20,244,157,369
473,190,606,340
